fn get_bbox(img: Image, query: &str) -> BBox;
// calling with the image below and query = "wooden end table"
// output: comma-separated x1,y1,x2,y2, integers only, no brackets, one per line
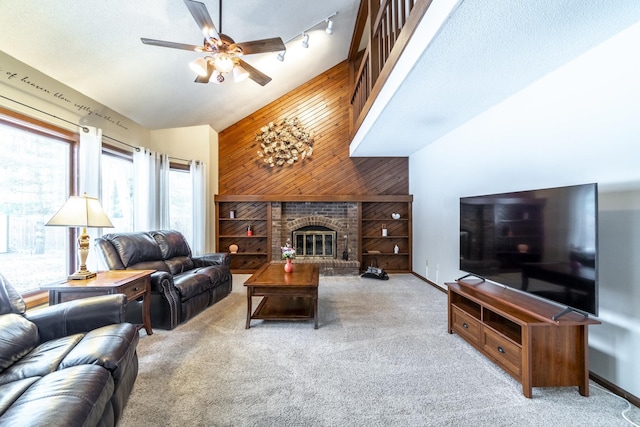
41,269,154,335
244,263,320,329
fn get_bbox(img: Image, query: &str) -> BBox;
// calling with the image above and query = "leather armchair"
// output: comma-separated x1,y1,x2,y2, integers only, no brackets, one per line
0,274,139,426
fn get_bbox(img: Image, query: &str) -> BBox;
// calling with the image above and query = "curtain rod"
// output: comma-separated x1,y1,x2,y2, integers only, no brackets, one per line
2,94,140,150
1,95,191,163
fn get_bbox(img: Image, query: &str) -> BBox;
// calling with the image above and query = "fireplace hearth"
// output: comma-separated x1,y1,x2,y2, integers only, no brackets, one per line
293,226,337,258
271,202,360,275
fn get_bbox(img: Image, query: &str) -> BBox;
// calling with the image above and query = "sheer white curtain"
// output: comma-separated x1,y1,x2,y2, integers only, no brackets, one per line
190,160,207,255
133,148,170,231
78,126,103,271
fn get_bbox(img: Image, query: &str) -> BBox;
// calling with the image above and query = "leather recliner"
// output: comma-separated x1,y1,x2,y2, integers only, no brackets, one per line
0,273,139,427
95,230,232,330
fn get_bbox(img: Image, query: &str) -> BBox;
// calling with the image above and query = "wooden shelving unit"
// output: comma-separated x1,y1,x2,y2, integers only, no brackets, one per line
359,200,412,273
215,195,413,274
447,279,600,398
216,200,271,273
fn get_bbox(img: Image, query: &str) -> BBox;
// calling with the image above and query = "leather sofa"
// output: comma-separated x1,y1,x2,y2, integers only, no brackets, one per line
0,274,138,427
95,230,232,330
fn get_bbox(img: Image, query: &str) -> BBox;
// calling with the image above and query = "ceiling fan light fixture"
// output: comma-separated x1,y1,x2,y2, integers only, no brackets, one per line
302,33,309,49
213,53,235,73
325,19,334,35
233,65,250,82
189,57,210,77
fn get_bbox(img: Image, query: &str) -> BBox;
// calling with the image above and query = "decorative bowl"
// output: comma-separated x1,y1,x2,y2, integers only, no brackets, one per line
391,213,401,220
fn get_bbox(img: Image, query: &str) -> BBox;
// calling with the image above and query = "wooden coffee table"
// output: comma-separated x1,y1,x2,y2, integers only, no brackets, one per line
244,263,320,329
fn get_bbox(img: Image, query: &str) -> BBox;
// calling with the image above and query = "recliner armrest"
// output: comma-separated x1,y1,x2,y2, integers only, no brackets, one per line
193,252,231,267
26,294,127,342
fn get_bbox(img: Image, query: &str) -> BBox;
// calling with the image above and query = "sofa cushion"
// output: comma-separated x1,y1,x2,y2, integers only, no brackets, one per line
173,273,213,302
60,323,139,384
0,334,83,386
0,377,40,415
0,274,26,315
127,260,170,274
0,314,39,372
165,256,196,275
151,230,192,260
192,265,229,287
0,365,114,427
106,232,163,268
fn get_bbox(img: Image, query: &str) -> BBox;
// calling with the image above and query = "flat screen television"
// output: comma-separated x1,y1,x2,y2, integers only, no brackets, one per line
459,183,598,319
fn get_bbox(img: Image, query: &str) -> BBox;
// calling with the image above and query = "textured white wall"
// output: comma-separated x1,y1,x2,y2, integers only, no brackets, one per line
409,22,640,397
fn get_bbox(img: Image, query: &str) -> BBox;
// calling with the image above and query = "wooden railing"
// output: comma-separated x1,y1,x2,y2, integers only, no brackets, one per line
350,0,433,136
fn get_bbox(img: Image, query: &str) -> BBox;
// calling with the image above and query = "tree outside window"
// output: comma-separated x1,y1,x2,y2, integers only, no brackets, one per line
0,122,71,293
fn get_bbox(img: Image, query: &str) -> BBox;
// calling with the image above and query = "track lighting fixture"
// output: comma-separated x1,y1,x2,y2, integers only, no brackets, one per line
275,11,338,62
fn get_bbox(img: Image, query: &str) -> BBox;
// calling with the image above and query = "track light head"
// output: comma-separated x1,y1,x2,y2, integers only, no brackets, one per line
302,33,309,48
325,19,334,35
277,51,286,61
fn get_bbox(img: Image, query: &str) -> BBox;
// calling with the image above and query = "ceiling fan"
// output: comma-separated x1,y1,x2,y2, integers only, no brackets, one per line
141,0,285,86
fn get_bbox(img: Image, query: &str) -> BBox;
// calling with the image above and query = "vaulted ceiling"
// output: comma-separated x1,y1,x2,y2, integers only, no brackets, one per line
0,0,360,131
2,1,640,158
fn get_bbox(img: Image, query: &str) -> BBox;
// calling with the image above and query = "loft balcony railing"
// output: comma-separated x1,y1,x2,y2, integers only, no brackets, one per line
350,0,433,136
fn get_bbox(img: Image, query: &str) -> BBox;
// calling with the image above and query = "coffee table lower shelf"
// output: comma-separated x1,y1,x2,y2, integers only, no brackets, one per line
251,296,314,321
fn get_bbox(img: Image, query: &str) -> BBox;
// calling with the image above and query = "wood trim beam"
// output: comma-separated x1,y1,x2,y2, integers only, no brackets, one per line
215,194,413,203
348,0,369,61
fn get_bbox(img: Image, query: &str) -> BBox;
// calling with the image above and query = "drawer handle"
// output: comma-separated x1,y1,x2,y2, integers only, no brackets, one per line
132,287,139,292
497,346,505,354
462,322,469,329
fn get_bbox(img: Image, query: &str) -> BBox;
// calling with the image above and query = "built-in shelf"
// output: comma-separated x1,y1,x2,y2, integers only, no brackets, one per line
216,200,271,273
216,195,412,274
359,200,412,273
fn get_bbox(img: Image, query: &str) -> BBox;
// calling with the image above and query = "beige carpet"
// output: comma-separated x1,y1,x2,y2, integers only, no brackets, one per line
120,274,638,426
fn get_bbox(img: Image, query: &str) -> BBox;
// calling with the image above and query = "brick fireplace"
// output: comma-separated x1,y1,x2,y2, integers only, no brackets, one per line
270,202,360,275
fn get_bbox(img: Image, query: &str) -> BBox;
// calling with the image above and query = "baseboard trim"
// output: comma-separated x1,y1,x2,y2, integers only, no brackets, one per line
411,272,446,293
590,371,640,408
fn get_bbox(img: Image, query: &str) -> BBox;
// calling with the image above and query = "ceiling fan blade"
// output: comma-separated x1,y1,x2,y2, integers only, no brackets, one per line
235,38,286,55
183,0,219,40
194,61,215,84
141,38,200,51
237,59,272,86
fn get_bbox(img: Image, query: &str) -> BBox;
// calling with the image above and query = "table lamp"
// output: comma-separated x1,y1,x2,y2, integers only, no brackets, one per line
46,193,114,280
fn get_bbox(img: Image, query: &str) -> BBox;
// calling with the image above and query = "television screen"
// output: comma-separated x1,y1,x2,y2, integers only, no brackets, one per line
459,183,598,317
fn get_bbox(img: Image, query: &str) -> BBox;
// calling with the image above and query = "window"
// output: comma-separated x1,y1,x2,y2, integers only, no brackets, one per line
101,147,134,233
0,114,75,294
169,166,192,245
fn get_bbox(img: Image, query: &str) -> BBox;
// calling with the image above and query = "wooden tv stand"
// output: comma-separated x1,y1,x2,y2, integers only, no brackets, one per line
447,279,600,398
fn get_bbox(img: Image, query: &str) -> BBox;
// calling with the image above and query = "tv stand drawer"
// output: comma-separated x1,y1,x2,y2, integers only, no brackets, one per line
483,327,522,379
451,306,481,347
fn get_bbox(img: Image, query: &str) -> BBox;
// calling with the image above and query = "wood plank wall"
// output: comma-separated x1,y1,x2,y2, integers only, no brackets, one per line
218,61,408,196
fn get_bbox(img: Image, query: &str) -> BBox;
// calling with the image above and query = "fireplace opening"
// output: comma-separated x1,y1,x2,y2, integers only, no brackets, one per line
293,226,337,258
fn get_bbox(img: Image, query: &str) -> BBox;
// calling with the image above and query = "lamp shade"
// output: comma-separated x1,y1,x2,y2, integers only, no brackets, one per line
233,64,250,82
46,193,114,228
189,57,209,77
